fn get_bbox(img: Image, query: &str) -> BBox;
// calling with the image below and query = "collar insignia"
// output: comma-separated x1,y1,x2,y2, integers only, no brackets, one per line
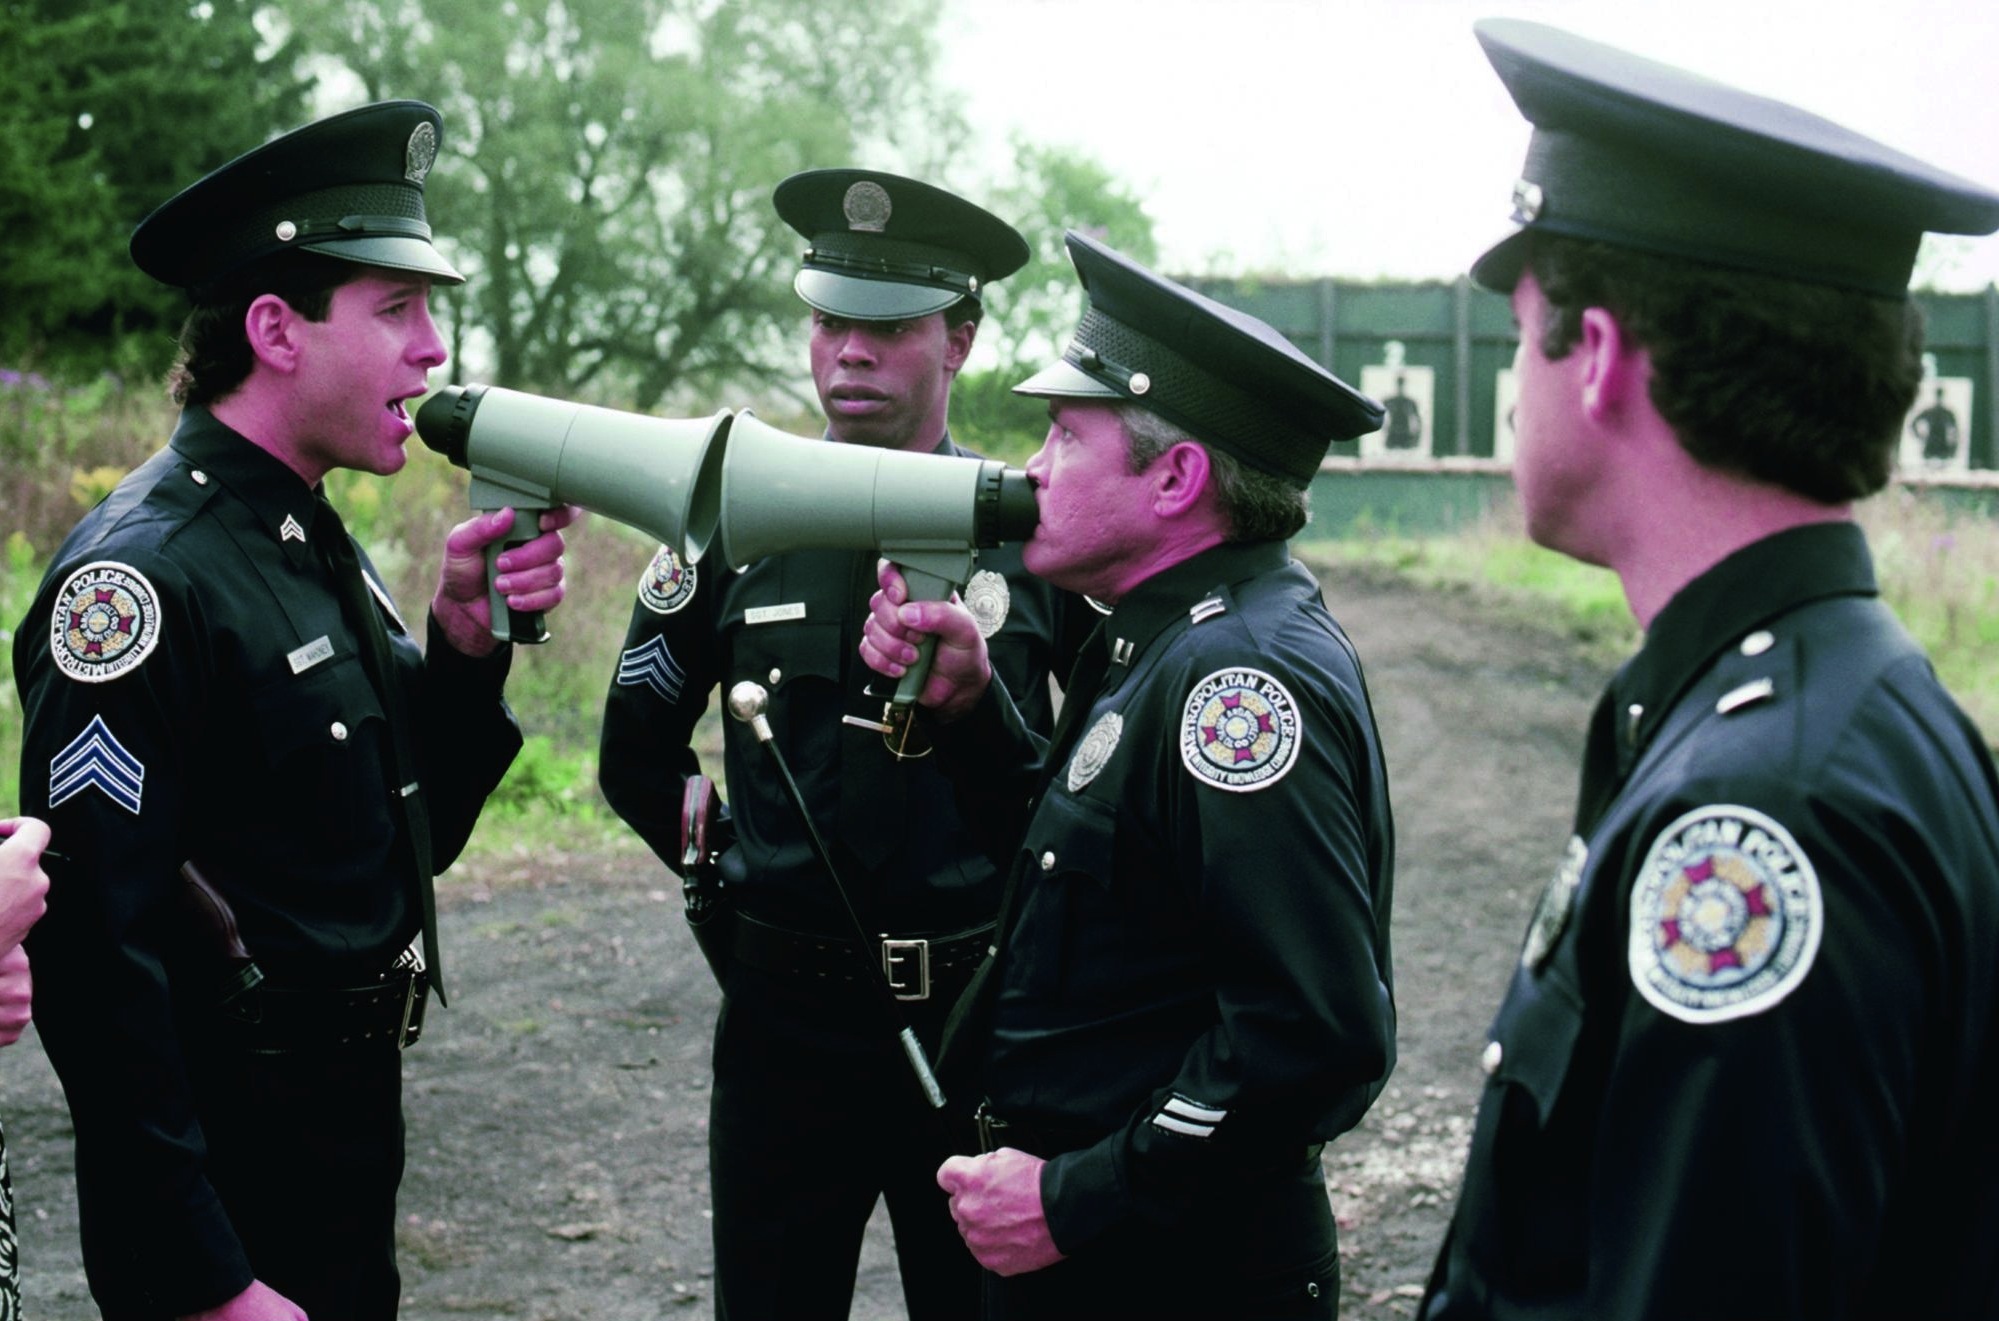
280,513,306,543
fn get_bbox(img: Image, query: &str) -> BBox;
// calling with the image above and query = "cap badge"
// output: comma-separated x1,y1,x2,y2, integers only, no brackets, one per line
1510,179,1545,224
405,122,438,184
843,180,892,232
275,220,298,243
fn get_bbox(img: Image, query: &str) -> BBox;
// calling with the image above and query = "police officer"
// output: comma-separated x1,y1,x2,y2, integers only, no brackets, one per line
13,102,575,1320
861,232,1398,1319
598,170,1089,1319
1422,22,1999,1320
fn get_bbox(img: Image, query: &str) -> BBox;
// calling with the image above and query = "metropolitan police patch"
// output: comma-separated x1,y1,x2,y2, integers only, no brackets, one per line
964,570,1010,638
1179,667,1300,792
1628,804,1823,1025
50,561,162,684
637,545,697,615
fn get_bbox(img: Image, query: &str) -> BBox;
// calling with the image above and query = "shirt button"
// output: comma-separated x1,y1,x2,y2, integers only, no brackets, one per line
1740,630,1775,656
190,470,209,486
768,667,782,685
1481,1040,1503,1076
1039,851,1057,872
330,721,349,742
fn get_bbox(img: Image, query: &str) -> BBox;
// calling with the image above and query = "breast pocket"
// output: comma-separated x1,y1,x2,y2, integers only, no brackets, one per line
728,619,844,759
1488,963,1586,1127
249,654,389,825
1012,789,1124,1002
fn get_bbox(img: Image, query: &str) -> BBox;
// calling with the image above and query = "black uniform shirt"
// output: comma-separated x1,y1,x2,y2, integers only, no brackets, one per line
598,434,1089,936
935,539,1397,1257
1426,522,1999,1320
12,407,522,1310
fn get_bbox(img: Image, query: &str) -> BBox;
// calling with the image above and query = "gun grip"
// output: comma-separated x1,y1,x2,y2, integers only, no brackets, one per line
485,523,551,645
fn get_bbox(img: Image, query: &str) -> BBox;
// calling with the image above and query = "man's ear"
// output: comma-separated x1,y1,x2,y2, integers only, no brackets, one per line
1577,306,1641,423
1150,440,1213,519
942,316,978,375
242,293,303,375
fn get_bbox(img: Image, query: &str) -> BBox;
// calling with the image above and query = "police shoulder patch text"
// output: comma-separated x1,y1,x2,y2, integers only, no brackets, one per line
50,560,163,683
1178,666,1301,792
1627,803,1823,1024
637,545,697,615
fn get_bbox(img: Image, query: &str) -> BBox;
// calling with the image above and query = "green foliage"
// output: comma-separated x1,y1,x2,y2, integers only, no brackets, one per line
279,0,951,410
0,0,311,378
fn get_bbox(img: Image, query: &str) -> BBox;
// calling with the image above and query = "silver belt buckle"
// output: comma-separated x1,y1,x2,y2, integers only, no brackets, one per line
881,937,931,1001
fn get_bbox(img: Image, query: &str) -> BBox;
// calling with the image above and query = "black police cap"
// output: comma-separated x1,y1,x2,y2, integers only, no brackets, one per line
131,100,463,293
774,168,1029,321
1015,232,1383,487
1470,19,1999,297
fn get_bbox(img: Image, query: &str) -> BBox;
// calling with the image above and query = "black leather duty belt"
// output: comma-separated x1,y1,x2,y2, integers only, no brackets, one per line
214,968,430,1053
730,911,994,1001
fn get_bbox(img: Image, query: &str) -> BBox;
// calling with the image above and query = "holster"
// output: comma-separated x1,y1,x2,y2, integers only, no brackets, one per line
180,860,266,1013
680,773,736,984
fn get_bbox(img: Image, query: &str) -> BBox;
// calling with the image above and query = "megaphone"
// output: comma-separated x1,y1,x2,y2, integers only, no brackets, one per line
713,412,1039,745
416,384,729,643
415,384,1040,743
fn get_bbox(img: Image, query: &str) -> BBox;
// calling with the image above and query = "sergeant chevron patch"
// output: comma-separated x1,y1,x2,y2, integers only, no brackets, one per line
638,546,697,616
48,714,145,814
1628,804,1822,1025
617,635,686,703
1150,1093,1227,1140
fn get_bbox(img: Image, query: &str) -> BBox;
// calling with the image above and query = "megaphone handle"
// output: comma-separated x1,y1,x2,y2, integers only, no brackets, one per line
891,563,962,709
485,525,551,645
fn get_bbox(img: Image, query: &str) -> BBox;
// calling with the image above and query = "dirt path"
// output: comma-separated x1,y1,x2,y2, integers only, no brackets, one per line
1,570,1614,1320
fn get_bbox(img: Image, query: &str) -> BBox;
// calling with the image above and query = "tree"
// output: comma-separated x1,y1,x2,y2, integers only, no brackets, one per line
0,0,310,379
949,140,1159,457
281,0,952,411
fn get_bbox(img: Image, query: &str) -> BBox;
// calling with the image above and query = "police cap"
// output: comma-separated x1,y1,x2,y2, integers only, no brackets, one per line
774,168,1029,321
1470,19,1999,297
1015,232,1383,487
131,100,463,292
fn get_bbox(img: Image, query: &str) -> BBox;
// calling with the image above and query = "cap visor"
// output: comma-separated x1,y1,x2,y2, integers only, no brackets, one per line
1012,358,1124,399
794,269,960,320
304,235,465,285
1469,229,1530,294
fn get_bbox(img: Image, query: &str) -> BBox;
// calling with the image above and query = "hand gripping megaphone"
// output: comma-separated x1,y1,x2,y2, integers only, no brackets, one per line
415,384,729,643
711,411,1038,746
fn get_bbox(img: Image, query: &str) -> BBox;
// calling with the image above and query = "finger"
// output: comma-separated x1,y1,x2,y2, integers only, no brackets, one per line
876,557,909,605
494,530,569,573
446,507,517,555
0,819,51,854
538,504,585,532
937,1154,977,1193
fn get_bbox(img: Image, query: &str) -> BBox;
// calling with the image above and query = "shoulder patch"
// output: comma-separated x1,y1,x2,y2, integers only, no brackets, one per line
963,570,1010,638
1067,711,1123,792
1628,804,1822,1025
1179,667,1301,792
50,561,163,683
637,545,697,615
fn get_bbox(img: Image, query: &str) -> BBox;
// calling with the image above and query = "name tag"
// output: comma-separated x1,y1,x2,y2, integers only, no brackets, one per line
745,603,807,626
288,635,335,674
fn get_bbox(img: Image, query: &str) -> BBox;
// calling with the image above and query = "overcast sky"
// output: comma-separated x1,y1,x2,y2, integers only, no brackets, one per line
936,0,1999,290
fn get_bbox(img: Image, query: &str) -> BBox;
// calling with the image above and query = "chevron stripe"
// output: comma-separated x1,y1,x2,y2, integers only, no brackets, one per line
616,636,686,703
47,714,145,815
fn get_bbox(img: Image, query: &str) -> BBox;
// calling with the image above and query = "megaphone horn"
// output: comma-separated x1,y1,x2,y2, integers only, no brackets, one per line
415,384,730,644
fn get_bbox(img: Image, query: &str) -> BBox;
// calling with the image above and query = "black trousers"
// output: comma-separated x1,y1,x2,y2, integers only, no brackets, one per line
982,1148,1341,1321
708,967,978,1320
143,1034,407,1321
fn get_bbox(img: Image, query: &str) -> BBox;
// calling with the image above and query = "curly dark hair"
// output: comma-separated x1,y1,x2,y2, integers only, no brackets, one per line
1525,234,1925,503
166,254,359,407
